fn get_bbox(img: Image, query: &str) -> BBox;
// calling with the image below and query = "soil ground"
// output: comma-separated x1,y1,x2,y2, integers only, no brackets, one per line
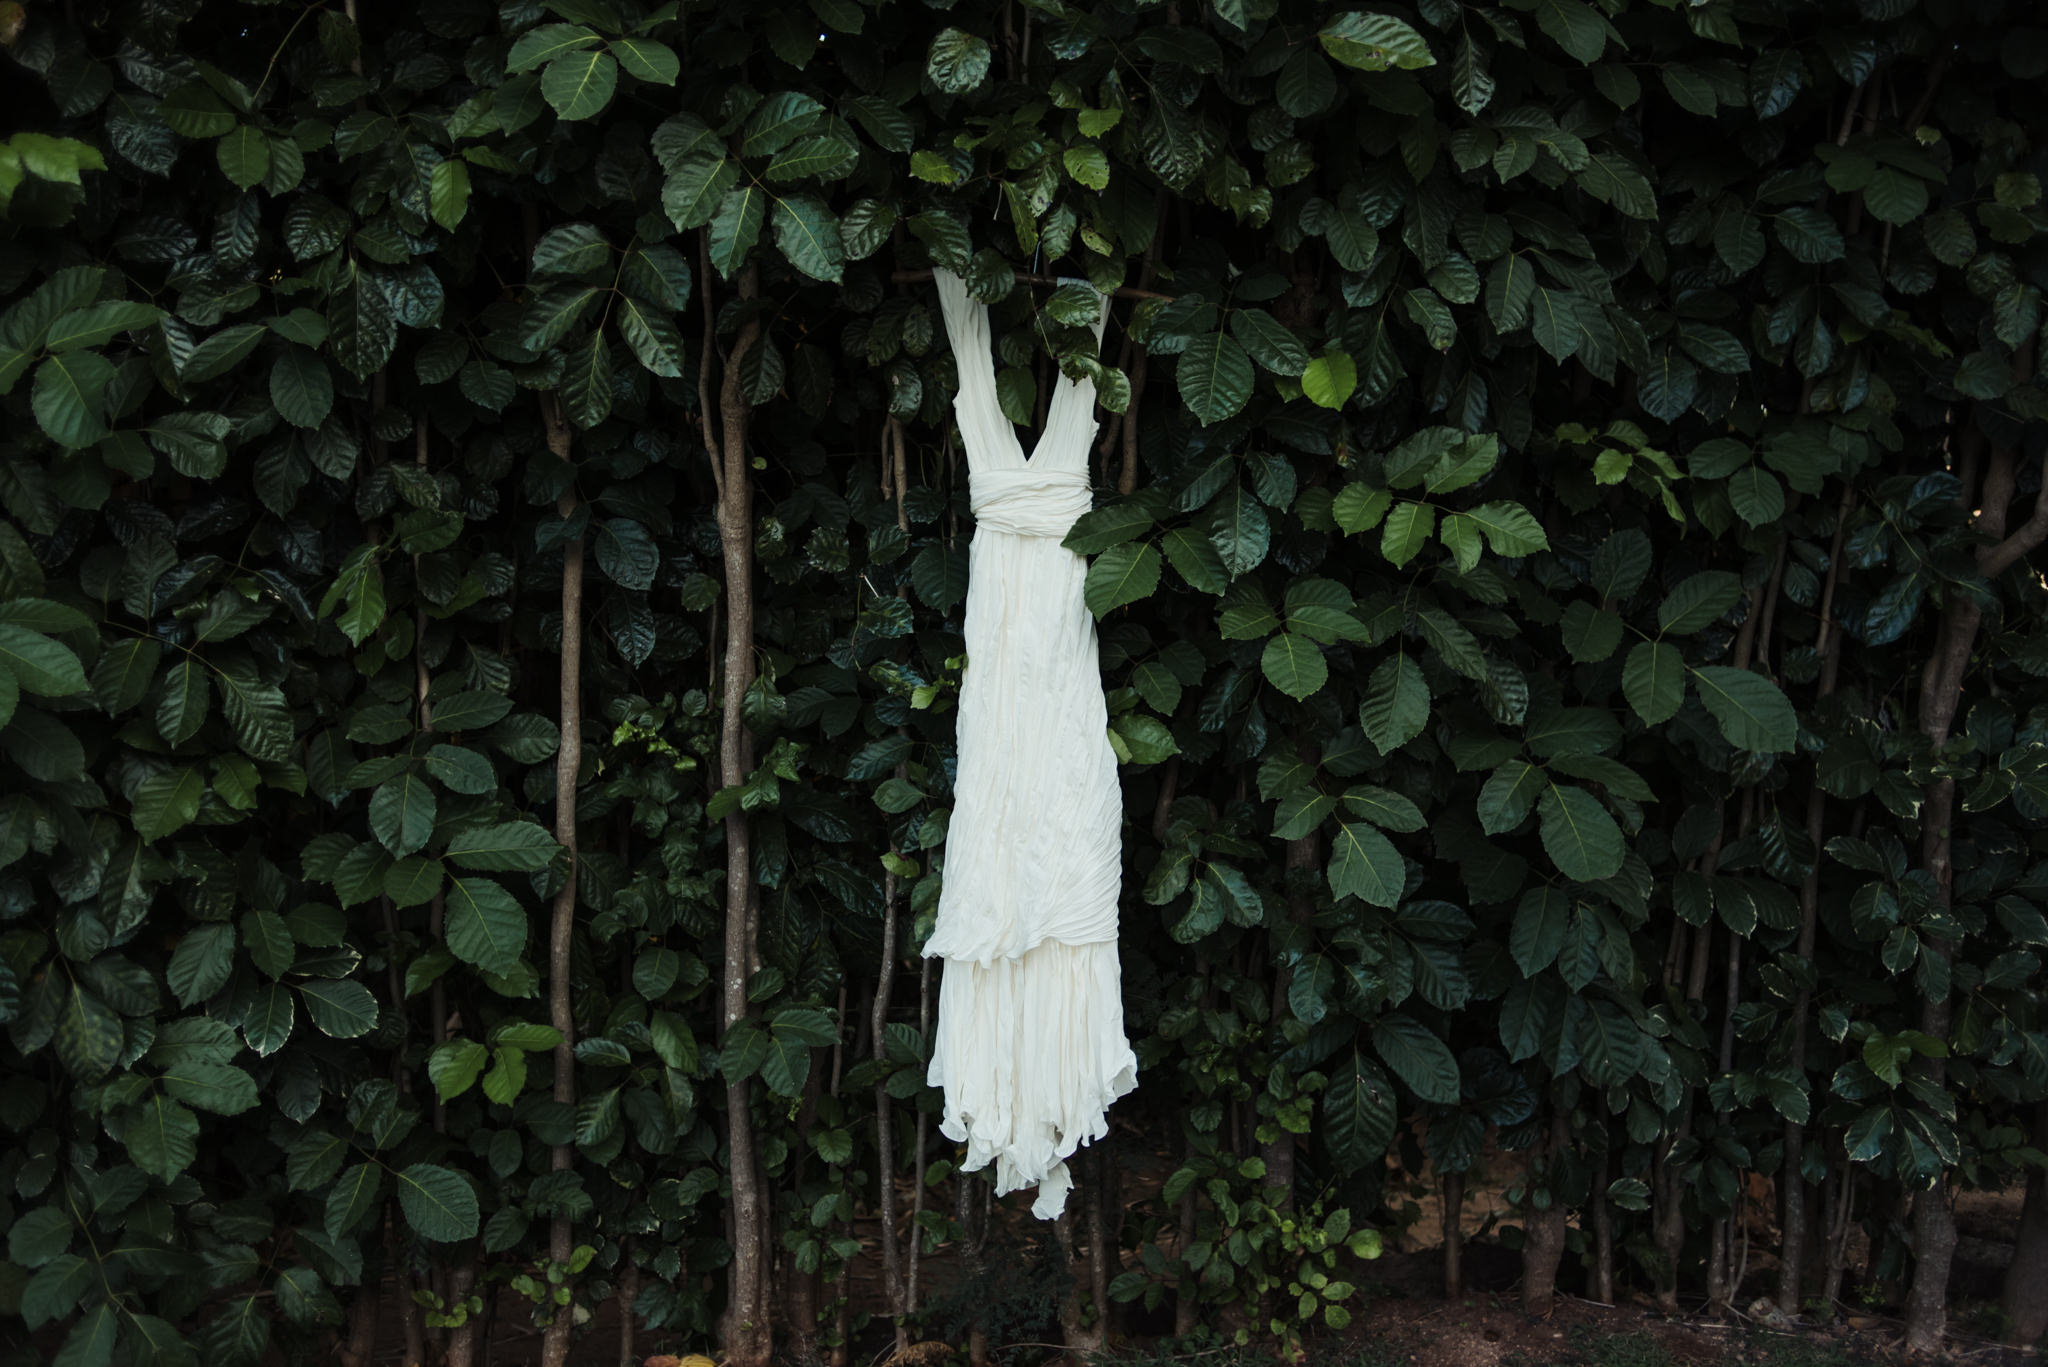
353,1134,2041,1367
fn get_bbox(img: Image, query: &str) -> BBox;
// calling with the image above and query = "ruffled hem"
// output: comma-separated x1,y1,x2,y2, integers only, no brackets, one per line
926,938,1138,1219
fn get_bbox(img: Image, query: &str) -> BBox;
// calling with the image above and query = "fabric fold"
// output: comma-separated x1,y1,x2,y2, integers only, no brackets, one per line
921,268,1137,1219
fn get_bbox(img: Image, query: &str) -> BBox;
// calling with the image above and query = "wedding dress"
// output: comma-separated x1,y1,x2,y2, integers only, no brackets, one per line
922,267,1138,1219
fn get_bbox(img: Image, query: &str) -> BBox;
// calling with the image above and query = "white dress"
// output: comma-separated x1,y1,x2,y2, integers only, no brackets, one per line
922,268,1138,1219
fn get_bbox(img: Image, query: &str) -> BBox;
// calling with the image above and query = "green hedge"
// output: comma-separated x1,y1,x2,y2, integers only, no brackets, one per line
0,0,2044,1363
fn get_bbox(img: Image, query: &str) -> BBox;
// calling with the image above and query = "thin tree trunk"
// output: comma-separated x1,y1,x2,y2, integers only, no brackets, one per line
2001,1100,2048,1344
1592,1149,1613,1305
1522,1106,1571,1315
1779,488,1854,1316
444,1248,482,1367
1443,1170,1465,1300
389,1212,429,1367
616,1244,639,1367
1905,419,2046,1354
338,1287,379,1367
540,393,582,1367
1057,1161,1106,1362
704,252,772,1367
872,864,905,1351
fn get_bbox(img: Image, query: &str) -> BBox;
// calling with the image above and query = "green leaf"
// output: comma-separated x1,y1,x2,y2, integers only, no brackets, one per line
370,776,437,857
167,923,234,1006
0,625,85,696
595,518,659,589
1465,502,1548,556
444,821,560,873
1064,498,1160,555
215,666,293,762
161,1060,259,1114
1380,501,1434,567
445,876,528,974
385,856,445,908
1301,351,1357,408
1319,12,1435,71
216,125,269,189
1332,484,1391,534
1207,484,1270,575
1083,542,1162,617
708,186,766,278
1342,784,1425,832
1372,1013,1459,1103
661,155,739,232
1229,310,1310,376
124,1096,199,1181
507,23,602,72
1478,759,1544,835
1327,818,1403,907
1726,465,1786,527
1692,666,1797,753
1622,642,1683,724
1560,602,1623,663
562,332,613,429
54,980,122,1083
1537,784,1624,881
927,27,992,94
43,300,163,353
424,744,494,794
1511,888,1571,975
1274,788,1336,839
1178,332,1254,425
32,352,114,448
772,194,845,283
242,981,295,1054
298,979,379,1038
616,295,685,377
1529,0,1609,62
429,157,471,230
1361,653,1429,752
396,1163,479,1242
1658,570,1742,635
540,49,619,120
1863,168,1928,225
325,1163,383,1240
429,1039,489,1100
1324,1053,1396,1173
270,347,334,429
611,37,679,84
1261,632,1328,700
132,766,206,841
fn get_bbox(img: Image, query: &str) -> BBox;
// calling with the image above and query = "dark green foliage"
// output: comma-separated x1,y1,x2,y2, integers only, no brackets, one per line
0,0,2044,1360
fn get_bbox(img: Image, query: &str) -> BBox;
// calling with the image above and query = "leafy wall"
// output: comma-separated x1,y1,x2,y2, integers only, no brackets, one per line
1,0,2045,1364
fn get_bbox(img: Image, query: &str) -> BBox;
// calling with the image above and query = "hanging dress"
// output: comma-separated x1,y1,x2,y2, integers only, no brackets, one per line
922,268,1138,1220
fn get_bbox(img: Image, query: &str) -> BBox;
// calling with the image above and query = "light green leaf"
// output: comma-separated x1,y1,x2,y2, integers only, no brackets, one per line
1301,350,1357,408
